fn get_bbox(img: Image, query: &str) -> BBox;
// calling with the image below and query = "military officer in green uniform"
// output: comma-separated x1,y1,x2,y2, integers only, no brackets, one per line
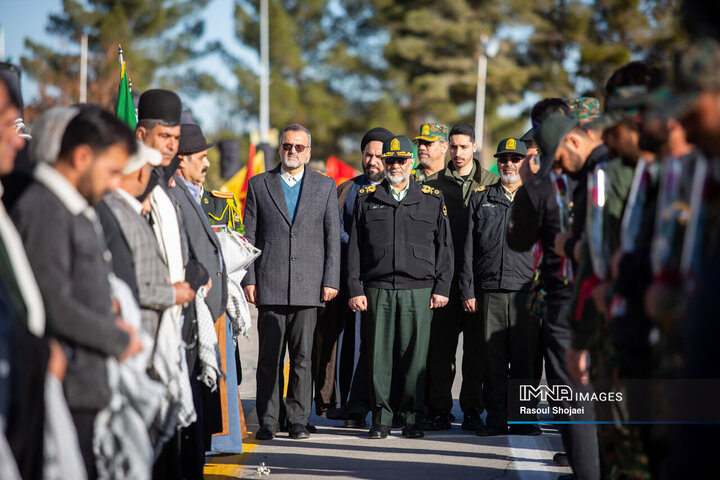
412,123,448,184
423,123,498,431
347,135,453,440
201,188,242,229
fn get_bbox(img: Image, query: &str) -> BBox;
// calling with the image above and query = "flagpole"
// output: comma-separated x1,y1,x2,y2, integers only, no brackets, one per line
259,0,269,143
118,44,124,67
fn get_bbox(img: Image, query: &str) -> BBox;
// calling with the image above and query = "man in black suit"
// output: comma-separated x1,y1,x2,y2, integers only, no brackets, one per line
243,124,341,440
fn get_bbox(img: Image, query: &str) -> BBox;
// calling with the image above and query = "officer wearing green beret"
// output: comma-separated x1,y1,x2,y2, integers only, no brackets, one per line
412,123,448,184
422,123,498,432
201,189,242,229
346,135,453,440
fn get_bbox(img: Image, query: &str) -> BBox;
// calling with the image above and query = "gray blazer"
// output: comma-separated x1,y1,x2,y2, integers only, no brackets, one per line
172,176,228,319
242,165,340,307
102,190,176,336
12,182,129,411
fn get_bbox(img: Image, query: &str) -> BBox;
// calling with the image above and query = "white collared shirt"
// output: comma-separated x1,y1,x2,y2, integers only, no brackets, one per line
281,166,305,187
116,187,144,215
34,162,94,220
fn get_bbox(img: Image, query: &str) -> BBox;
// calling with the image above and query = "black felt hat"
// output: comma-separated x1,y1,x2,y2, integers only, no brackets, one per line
178,123,215,155
138,89,182,125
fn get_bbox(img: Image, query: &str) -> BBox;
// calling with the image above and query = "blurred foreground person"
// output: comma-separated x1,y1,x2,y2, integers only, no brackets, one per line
11,106,142,479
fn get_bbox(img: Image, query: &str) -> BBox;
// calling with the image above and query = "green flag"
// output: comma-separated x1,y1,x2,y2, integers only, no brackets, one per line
116,62,136,129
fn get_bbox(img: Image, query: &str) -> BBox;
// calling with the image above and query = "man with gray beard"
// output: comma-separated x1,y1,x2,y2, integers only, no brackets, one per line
459,137,539,436
347,134,453,439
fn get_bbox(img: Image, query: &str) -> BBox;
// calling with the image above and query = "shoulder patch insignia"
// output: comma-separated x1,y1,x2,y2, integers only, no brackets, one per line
474,185,486,193
442,205,447,216
434,189,440,195
359,185,376,195
203,197,209,204
422,185,433,194
210,189,234,199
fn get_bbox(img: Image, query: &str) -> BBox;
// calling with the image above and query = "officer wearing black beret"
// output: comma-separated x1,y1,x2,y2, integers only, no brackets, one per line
346,135,453,439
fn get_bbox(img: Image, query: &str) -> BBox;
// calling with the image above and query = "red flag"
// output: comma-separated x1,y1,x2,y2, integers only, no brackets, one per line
326,156,358,186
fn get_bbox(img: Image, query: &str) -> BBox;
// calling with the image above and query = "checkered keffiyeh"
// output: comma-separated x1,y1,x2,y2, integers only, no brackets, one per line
195,286,223,392
226,269,252,344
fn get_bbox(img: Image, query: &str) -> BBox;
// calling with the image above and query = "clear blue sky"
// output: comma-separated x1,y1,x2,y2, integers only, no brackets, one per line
0,0,249,132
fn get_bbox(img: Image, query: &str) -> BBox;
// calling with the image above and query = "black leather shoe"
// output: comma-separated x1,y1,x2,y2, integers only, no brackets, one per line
344,413,367,428
255,425,275,440
368,425,391,439
288,423,310,439
422,411,454,431
306,423,317,433
325,406,345,420
553,453,570,466
509,424,542,436
476,424,508,436
461,410,484,431
401,424,425,438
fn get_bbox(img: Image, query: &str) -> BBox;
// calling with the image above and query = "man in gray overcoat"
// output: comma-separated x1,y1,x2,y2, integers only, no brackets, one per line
242,124,340,440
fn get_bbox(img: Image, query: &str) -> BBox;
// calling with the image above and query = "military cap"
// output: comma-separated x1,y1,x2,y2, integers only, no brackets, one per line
138,89,182,125
493,137,527,158
178,123,215,155
519,128,535,148
533,114,578,179
657,38,720,118
414,123,448,142
568,97,601,121
382,135,414,158
587,85,648,131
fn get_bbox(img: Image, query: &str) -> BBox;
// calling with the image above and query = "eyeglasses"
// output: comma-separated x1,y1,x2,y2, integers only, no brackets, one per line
281,143,308,153
497,155,525,164
384,157,410,166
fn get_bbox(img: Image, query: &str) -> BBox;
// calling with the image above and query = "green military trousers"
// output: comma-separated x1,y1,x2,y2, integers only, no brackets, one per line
365,287,433,427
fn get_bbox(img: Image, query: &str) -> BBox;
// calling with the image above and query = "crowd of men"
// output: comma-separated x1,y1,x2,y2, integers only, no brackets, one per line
1,33,720,480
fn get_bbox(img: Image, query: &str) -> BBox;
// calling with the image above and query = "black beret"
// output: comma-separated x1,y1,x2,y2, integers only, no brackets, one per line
360,127,394,153
138,89,182,125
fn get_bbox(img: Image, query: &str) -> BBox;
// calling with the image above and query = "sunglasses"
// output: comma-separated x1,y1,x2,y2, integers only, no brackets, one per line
281,143,308,153
415,139,435,147
384,157,411,166
497,155,524,164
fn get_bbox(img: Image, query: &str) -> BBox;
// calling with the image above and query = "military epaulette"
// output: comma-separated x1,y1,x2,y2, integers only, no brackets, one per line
358,185,376,195
210,190,234,199
421,185,440,196
473,185,486,194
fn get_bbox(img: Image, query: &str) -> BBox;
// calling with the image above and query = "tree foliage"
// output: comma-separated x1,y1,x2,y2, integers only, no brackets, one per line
20,0,212,121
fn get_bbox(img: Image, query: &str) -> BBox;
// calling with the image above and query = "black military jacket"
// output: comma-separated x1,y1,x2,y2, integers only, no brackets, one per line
460,181,534,297
201,189,242,228
347,179,453,297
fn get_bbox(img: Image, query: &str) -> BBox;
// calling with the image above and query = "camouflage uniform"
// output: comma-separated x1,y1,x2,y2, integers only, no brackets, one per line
412,123,448,185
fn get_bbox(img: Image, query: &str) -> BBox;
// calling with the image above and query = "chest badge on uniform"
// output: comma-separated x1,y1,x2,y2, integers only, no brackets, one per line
203,198,209,204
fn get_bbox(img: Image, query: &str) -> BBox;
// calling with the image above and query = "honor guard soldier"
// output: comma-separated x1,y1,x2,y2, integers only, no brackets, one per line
202,189,242,228
347,134,454,440
412,123,448,184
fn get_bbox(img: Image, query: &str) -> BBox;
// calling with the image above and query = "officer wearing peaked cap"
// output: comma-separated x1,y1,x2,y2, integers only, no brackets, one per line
413,123,449,184
460,137,539,436
346,134,453,440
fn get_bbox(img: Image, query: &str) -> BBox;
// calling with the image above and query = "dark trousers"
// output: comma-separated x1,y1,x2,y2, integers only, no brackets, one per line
365,287,432,427
481,290,540,426
256,305,317,428
71,410,98,480
544,301,600,480
426,282,484,414
341,309,371,417
312,299,341,412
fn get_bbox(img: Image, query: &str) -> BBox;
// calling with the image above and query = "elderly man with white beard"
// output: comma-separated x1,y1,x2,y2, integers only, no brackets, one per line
459,137,540,437
347,134,453,439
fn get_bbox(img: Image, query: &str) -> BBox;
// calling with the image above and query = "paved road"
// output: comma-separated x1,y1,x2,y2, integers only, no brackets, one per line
205,306,571,480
